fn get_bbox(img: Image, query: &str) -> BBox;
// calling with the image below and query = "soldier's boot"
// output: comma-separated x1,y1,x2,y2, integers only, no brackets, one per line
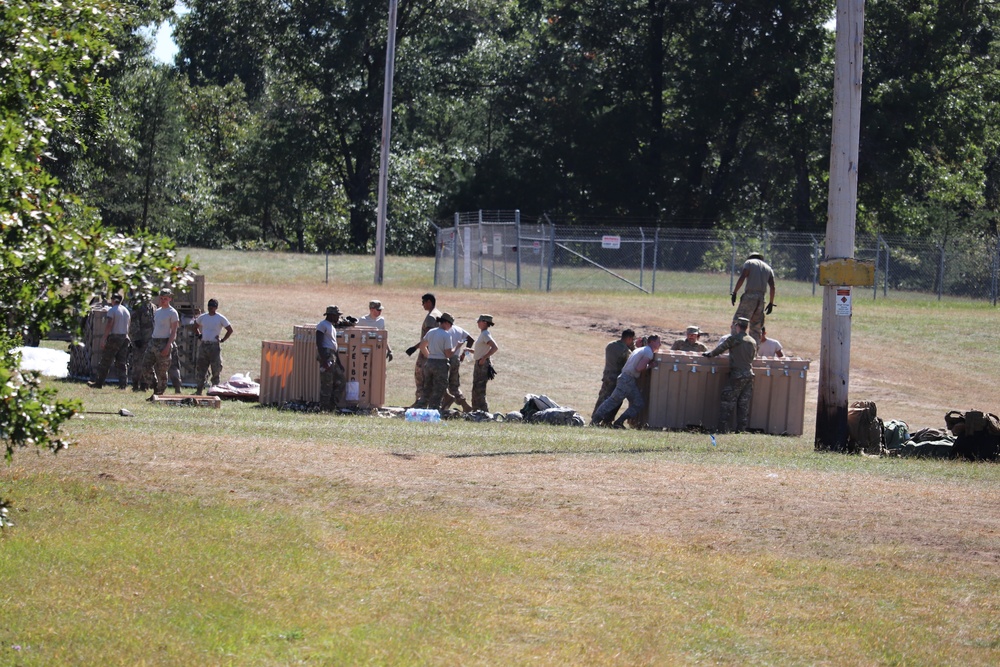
440,395,455,411
457,396,474,413
611,417,627,429
195,383,204,396
87,381,103,389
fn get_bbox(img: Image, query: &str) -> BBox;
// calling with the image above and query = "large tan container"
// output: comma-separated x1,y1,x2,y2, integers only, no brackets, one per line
344,328,388,409
68,306,109,380
284,324,384,408
644,352,810,435
172,274,205,313
292,325,321,402
260,341,294,405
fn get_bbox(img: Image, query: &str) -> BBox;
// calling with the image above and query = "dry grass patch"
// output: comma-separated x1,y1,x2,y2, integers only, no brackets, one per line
5,250,1000,664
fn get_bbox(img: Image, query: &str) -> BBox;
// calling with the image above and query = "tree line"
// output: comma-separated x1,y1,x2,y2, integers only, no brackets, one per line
29,0,1000,259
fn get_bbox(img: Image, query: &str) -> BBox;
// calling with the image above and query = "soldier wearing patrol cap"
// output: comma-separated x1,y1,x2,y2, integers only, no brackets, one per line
671,325,708,353
414,311,454,412
703,316,758,433
316,305,346,412
357,299,392,361
471,314,499,412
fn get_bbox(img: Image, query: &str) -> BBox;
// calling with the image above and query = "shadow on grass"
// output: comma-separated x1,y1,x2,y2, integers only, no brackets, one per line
389,446,673,459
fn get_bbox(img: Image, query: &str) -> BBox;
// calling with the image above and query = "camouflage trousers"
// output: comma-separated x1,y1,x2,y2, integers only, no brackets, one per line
417,359,450,411
135,342,181,391
592,370,620,420
440,355,466,409
141,338,175,395
732,290,766,342
592,373,644,425
719,374,754,433
318,351,346,412
196,341,223,390
413,355,427,404
94,333,129,387
471,359,492,412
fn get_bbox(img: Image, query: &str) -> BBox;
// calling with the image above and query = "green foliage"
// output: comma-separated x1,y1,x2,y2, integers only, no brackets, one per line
0,353,79,465
0,0,192,500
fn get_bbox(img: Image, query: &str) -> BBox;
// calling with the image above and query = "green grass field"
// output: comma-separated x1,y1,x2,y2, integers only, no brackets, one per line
2,249,998,666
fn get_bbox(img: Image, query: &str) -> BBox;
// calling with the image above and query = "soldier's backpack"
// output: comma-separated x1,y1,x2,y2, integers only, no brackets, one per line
528,407,585,427
949,410,1000,461
847,400,884,455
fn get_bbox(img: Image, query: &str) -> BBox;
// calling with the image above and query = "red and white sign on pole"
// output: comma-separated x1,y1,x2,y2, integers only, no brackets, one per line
835,287,852,316
602,235,621,249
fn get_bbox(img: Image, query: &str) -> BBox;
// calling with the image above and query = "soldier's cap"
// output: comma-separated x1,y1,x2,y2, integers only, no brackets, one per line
747,252,764,260
369,300,383,311
111,294,123,303
324,305,341,316
685,325,700,335
736,317,750,327
158,288,173,297
478,314,494,325
437,312,455,324
207,298,219,308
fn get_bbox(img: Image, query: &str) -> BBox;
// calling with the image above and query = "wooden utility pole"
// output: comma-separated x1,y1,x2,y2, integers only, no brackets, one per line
816,0,865,451
374,0,398,285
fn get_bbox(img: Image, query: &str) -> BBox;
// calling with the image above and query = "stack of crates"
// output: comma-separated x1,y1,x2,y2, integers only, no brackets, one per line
68,306,109,380
263,324,388,408
259,341,294,405
646,351,809,435
68,275,206,385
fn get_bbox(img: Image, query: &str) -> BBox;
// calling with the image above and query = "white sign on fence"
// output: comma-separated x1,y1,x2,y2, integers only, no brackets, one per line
533,240,541,254
493,233,503,256
602,235,621,249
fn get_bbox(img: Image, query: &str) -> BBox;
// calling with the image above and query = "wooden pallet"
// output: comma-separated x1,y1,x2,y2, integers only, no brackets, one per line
150,395,221,408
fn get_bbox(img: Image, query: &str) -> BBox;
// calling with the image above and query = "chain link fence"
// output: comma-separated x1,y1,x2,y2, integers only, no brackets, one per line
432,211,1000,305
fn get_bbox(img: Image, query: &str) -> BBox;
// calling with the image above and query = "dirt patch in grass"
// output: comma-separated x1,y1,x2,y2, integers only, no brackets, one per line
26,427,1000,571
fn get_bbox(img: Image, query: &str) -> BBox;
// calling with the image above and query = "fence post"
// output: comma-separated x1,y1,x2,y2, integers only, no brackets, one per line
639,227,646,289
515,210,522,289
811,235,819,296
325,251,330,284
431,221,441,286
882,236,889,297
938,244,945,301
729,233,737,293
453,213,459,288
477,210,484,289
546,221,555,292
873,235,879,300
992,233,999,306
652,227,659,294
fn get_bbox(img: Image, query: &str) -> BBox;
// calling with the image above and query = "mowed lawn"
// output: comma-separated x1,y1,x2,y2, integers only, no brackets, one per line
1,249,998,666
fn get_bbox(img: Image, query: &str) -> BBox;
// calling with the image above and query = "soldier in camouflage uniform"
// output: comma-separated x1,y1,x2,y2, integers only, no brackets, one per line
88,294,131,389
471,315,499,412
414,312,454,412
316,305,346,412
730,252,776,343
671,325,708,353
593,329,635,424
407,293,441,406
140,289,179,395
704,317,758,433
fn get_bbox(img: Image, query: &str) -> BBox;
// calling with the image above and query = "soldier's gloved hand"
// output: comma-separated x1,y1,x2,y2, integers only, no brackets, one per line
702,352,710,358
405,345,418,357
730,292,737,306
765,302,774,315
386,350,393,362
